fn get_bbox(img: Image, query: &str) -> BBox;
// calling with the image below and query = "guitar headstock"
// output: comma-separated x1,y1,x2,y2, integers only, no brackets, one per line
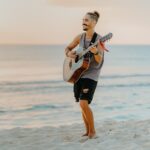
100,33,113,43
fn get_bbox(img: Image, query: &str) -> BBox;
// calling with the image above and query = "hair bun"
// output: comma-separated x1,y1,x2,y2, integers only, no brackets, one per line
93,11,100,19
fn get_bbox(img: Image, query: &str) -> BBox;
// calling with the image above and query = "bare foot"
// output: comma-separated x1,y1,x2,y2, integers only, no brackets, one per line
82,133,88,137
88,132,98,139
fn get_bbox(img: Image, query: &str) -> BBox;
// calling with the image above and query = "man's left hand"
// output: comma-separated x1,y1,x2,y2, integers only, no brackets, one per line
89,46,98,54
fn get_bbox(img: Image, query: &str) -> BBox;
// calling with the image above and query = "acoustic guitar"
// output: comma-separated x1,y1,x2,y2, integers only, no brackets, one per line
63,33,113,83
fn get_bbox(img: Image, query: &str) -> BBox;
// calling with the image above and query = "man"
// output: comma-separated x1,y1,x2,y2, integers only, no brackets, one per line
65,11,105,139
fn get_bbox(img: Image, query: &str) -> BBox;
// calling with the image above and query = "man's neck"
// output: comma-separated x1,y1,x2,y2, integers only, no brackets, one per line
85,29,95,38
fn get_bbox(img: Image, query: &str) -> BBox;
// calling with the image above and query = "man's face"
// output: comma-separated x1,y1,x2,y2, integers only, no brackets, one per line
82,14,95,31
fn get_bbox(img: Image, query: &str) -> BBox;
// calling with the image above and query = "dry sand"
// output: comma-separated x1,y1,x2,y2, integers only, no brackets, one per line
0,119,150,150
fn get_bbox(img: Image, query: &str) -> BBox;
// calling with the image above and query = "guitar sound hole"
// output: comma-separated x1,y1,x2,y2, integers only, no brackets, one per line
75,55,79,63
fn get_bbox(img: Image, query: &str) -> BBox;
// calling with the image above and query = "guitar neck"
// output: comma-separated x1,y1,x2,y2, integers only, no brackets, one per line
79,39,99,58
78,32,112,59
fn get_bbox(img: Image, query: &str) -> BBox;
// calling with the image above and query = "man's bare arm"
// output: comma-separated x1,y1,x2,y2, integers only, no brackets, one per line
65,34,81,58
90,42,104,63
94,42,104,63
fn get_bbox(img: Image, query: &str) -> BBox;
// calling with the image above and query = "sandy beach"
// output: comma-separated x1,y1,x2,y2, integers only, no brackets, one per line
0,119,149,150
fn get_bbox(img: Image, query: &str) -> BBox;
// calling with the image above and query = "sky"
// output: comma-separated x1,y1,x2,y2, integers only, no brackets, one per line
0,0,150,45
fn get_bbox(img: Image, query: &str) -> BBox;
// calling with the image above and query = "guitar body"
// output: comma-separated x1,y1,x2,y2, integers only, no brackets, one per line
63,48,90,83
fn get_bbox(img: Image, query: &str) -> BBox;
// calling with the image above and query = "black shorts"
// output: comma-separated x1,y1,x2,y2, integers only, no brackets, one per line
73,78,98,104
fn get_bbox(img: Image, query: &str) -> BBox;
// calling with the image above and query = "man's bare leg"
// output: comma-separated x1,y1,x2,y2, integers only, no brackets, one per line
80,100,96,138
82,111,89,136
87,106,96,138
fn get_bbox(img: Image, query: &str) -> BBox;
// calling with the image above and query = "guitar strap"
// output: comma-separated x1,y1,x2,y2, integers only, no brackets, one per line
84,32,98,58
89,32,98,46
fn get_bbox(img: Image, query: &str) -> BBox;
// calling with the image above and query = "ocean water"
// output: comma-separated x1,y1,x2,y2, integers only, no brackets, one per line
0,45,150,130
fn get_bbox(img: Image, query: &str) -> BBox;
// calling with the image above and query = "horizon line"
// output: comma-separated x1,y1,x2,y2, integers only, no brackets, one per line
0,43,150,46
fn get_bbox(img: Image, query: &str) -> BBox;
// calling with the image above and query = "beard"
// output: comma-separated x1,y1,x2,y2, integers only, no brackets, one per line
83,28,88,31
82,24,89,31
83,27,88,31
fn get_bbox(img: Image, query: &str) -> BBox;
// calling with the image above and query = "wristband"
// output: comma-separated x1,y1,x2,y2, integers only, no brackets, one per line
94,51,99,55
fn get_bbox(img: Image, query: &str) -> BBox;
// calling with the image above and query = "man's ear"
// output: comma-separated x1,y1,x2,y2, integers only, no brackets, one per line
92,20,97,27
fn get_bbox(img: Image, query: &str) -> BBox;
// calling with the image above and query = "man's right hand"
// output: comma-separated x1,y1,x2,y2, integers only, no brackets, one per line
65,34,81,59
68,51,77,59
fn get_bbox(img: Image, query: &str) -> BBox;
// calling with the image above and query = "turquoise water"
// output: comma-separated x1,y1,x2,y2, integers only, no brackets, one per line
0,45,150,129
